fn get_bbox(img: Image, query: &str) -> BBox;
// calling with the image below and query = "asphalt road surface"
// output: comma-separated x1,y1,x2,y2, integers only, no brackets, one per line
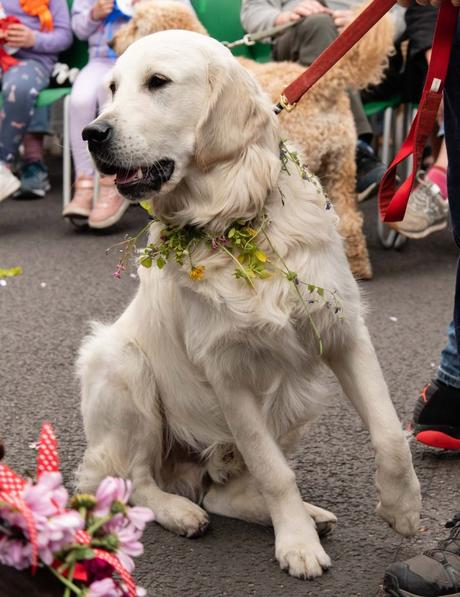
1,164,459,596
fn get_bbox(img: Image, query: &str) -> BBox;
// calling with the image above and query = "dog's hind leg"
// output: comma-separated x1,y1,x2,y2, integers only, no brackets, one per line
77,326,209,538
325,319,422,537
204,472,337,537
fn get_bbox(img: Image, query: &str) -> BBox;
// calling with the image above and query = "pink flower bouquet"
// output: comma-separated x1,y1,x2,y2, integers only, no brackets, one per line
0,424,153,597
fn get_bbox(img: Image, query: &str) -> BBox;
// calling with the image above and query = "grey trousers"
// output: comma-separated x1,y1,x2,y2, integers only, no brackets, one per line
272,14,372,139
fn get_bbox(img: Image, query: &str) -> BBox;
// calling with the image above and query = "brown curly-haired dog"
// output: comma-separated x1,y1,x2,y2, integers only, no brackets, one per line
113,1,394,279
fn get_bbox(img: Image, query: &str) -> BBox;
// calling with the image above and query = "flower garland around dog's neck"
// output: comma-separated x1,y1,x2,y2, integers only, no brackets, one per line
108,141,342,354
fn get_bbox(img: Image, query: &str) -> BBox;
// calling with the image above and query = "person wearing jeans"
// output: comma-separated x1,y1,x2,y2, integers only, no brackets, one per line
383,4,460,596
0,0,72,203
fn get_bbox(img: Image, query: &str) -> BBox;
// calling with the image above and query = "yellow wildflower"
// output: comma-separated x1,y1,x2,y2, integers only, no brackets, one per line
189,265,205,281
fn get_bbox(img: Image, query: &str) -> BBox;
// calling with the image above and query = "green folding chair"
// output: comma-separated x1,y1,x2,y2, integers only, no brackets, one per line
191,0,272,63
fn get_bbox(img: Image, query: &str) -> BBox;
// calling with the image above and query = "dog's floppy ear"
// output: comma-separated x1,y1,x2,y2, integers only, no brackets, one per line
195,59,273,168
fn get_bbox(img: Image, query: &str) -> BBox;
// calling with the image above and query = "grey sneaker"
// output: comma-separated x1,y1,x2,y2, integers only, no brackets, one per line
391,172,449,239
15,161,50,199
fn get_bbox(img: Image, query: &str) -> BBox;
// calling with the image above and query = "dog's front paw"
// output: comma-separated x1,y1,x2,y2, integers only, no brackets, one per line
155,494,210,538
276,536,331,579
376,471,422,537
377,500,420,537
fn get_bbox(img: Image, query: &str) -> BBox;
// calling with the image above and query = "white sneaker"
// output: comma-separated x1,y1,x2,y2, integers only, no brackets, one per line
0,163,21,203
390,172,449,239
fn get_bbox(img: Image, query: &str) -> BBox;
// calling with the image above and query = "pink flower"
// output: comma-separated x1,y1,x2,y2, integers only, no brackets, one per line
22,472,68,516
127,507,154,531
0,472,84,569
94,478,132,517
115,524,144,572
88,578,146,597
88,578,124,597
0,535,33,570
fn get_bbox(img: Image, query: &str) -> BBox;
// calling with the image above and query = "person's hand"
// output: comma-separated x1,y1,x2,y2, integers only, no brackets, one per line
293,0,330,17
332,9,353,32
274,10,301,25
91,0,114,21
397,0,460,6
6,24,35,48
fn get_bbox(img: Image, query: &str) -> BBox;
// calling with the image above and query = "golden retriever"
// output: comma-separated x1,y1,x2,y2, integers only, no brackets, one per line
77,31,421,579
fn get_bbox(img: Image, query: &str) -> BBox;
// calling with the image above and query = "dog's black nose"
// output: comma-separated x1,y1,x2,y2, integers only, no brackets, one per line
82,121,112,144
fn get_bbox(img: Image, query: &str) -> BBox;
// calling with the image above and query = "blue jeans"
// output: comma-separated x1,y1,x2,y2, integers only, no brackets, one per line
438,321,460,387
438,17,460,387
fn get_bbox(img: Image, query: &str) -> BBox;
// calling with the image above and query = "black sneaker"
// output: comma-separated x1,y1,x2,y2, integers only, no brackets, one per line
412,379,460,450
14,161,50,199
383,513,460,596
356,140,387,202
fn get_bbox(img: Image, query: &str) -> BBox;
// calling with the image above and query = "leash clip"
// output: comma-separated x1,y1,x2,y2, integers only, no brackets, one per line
243,33,256,46
278,93,297,113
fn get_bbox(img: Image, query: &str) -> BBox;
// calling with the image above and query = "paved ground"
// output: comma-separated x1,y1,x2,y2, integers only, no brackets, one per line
1,163,459,596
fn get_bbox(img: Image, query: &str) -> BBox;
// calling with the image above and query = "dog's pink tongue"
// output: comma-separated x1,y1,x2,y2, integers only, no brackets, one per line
116,168,142,185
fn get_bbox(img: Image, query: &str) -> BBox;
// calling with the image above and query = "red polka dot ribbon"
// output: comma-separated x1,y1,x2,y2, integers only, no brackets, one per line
37,422,60,476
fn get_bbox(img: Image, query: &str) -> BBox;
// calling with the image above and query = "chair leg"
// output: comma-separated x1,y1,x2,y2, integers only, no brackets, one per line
381,107,393,166
63,94,71,207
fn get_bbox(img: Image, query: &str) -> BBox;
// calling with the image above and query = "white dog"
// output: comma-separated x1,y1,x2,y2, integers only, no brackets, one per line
78,30,421,579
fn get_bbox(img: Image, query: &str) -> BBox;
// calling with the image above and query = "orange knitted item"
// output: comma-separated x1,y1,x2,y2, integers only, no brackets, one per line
19,0,53,31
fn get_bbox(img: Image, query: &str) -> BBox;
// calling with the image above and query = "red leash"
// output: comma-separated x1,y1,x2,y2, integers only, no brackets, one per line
379,3,458,222
274,0,459,223
274,0,397,113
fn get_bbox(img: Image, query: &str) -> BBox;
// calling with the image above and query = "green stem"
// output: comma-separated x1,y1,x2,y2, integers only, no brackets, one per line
260,227,323,355
216,242,256,291
47,566,82,595
63,561,76,597
87,514,112,536
292,282,323,356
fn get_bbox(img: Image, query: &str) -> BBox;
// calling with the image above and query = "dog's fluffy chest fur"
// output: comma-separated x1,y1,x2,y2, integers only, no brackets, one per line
126,176,361,453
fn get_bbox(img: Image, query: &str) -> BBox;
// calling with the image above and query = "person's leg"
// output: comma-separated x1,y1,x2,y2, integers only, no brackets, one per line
63,59,112,221
14,106,52,198
437,321,460,389
64,58,128,228
384,20,460,597
0,61,49,164
409,19,460,450
69,60,110,178
0,61,49,202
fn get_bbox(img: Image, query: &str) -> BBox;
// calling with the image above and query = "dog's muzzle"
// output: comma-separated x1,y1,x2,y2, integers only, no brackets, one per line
82,122,175,200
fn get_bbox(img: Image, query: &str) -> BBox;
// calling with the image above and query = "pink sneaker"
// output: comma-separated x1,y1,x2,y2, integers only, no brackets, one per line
62,176,94,220
89,177,129,229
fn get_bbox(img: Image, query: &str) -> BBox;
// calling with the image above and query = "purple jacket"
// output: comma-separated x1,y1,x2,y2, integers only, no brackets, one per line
71,0,194,61
71,0,127,60
1,0,72,73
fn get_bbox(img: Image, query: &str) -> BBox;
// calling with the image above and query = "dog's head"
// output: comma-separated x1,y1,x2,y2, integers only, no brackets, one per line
82,30,279,209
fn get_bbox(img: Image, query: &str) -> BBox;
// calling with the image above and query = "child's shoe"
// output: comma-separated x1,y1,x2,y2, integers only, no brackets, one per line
0,162,21,203
15,161,51,199
62,176,94,221
88,177,129,229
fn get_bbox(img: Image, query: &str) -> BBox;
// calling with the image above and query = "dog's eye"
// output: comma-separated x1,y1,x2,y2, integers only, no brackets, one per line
109,82,116,95
147,74,170,91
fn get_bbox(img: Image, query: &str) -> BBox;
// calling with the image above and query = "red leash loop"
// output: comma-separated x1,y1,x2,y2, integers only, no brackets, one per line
378,2,459,222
